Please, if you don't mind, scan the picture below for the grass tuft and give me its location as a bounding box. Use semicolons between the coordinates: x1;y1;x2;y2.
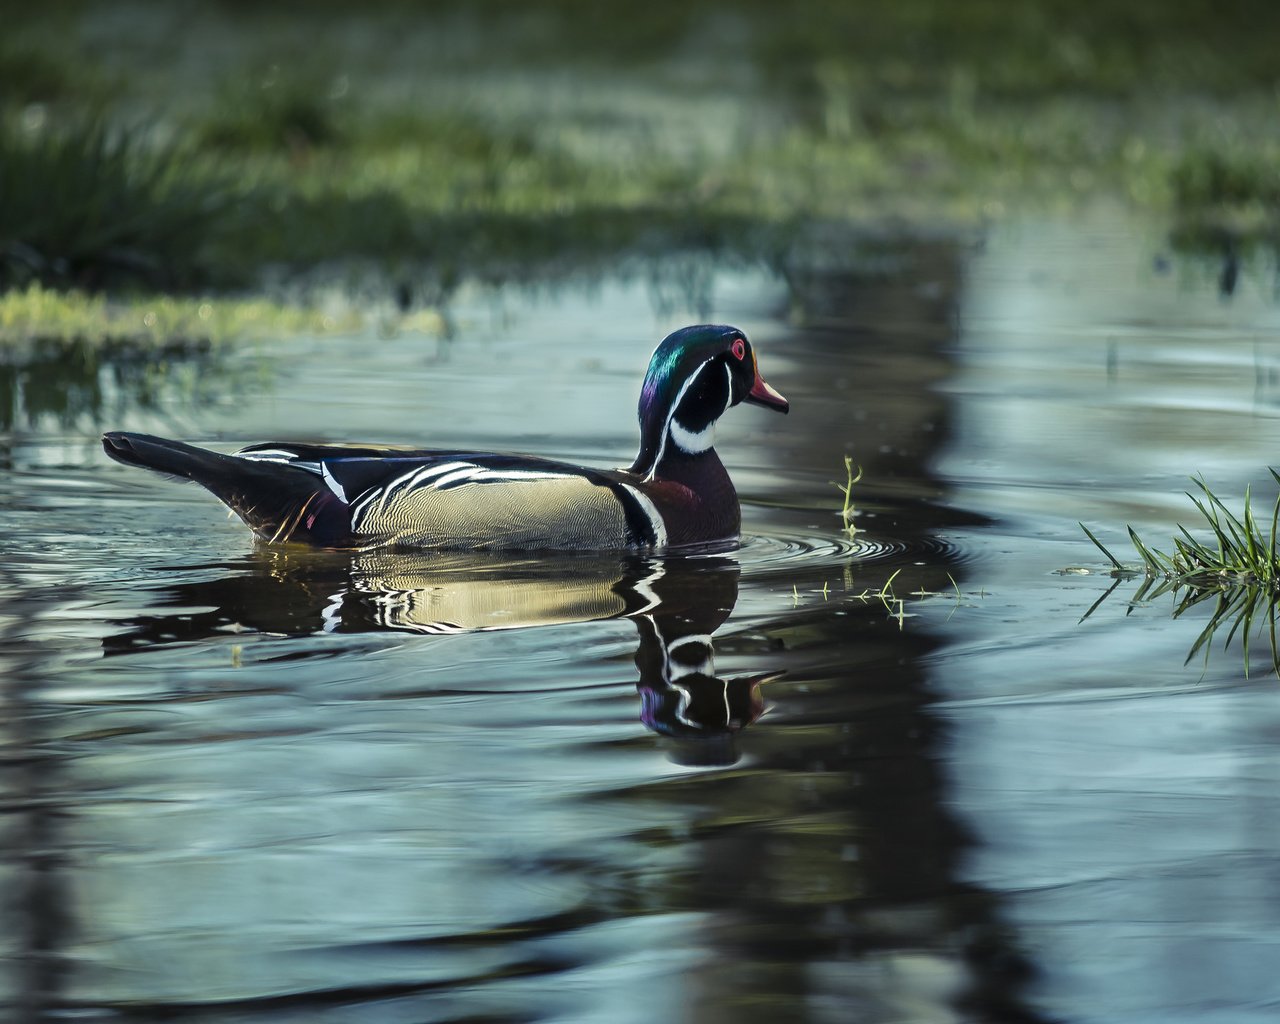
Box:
1083;473;1280;677
0;118;233;289
1089;571;1280;680
1172;147;1280;210
195;68;346;153
1083;474;1280;589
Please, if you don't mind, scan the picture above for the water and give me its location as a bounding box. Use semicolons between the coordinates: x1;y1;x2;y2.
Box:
2;212;1279;1022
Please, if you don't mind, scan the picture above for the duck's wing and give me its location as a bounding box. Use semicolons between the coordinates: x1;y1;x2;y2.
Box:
235;444;668;550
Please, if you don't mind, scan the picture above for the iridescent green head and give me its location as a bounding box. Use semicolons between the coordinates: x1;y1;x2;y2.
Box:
630;324;788;479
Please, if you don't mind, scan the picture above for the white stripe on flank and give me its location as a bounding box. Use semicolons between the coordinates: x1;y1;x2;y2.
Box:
352;460;476;525
358;460;478;519
431;466;488;489
348;487;382;527
474;467;576;481
437;466;577;487
389;460;475;493
620;484;668;549
321;463;347;502
350;459;582;531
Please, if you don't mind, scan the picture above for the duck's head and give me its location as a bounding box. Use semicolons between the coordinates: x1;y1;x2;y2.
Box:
630;324;788;479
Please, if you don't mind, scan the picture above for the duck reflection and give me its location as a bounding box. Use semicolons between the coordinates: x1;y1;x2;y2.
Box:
105;548;774;761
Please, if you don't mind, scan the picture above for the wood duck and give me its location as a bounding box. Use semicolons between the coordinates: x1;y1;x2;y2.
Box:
101;323;789;551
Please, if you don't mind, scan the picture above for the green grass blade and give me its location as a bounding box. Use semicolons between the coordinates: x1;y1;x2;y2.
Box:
1079;522;1126;570
1127;526;1169;574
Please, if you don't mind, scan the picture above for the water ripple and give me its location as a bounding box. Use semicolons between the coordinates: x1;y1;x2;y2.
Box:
738;529;967;578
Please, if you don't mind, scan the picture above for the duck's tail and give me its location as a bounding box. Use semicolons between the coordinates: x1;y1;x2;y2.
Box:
102;431;350;545
103;431;243;482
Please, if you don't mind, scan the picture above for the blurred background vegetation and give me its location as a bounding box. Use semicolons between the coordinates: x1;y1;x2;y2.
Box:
1;0;1277;305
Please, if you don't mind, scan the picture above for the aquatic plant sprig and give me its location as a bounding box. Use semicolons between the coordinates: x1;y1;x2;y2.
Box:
1081;471;1280;588
1081;472;1280;677
833;455;862;538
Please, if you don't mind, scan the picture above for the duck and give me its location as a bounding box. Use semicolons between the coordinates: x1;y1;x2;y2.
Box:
101;323;789;551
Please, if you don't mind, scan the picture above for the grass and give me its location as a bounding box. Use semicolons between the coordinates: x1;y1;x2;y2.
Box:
1168;581;1279;678
0;283;366;351
1084;561;1280;678
812;459;982;626
836;567;980;629
1082;473;1280;677
1;104;794;302
1082;473;1280;589
1;1;1279;300
0;118;232;290
0;40;101;105
195;67;347;153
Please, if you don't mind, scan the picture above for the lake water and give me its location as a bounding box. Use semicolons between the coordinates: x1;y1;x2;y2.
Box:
3;211;1279;1022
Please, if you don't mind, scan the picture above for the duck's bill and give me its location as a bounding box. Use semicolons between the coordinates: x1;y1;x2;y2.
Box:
745;375;789;413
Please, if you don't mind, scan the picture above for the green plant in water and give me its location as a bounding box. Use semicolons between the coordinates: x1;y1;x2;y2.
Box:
834;455;862;538
1081;472;1280;676
1081;472;1280;588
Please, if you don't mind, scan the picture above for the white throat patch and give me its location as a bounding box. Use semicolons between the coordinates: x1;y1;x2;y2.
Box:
669;417;715;454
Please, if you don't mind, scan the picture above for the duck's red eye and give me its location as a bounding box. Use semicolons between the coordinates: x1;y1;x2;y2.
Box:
731;338;746;360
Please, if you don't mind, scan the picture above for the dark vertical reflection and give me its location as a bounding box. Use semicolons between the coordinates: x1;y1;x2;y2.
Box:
652;238;1048;1022
0;572;71;1022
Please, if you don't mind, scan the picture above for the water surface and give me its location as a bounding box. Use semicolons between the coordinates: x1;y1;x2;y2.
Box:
2;212;1279;1022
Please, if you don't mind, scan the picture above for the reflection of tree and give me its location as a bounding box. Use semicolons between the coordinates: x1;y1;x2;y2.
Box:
0;566;72;1019
103;548;772;761
674;246;1052;1024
